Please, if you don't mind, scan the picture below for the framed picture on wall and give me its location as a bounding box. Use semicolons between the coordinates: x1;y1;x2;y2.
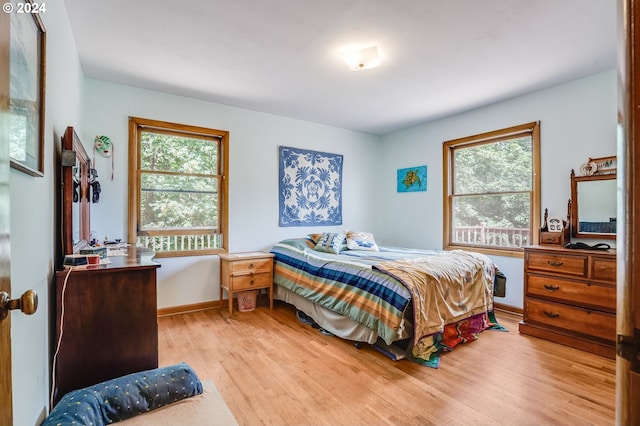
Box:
397;165;427;192
9;0;47;176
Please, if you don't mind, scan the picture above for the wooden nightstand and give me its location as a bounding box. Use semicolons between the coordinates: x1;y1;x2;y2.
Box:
219;251;275;316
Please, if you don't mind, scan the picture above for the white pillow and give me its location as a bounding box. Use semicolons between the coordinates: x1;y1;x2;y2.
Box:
346;231;379;251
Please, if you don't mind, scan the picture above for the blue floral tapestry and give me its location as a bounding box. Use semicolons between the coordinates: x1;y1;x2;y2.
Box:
279;146;343;227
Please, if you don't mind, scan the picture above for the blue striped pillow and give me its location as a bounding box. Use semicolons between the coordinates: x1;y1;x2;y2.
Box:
313;232;345;254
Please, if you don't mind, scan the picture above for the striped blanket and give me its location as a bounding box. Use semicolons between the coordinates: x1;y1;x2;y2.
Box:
271;238;412;344
270;238;497;357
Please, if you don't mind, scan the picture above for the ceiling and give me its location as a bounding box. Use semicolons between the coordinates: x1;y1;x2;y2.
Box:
63;0;617;136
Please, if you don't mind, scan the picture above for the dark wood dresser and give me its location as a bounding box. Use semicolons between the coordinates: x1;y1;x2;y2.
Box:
519;245;616;358
53;247;160;405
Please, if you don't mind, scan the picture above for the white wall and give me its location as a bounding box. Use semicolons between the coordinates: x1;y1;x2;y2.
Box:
83;71;616;312
377;70;617;308
82;79;381;308
10;1;85;424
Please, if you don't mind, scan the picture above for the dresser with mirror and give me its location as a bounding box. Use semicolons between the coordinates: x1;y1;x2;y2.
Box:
53;127;160;404
519;160;617;358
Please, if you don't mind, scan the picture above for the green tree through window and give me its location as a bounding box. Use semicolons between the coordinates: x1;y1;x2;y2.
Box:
129;117;229;257
443;122;540;254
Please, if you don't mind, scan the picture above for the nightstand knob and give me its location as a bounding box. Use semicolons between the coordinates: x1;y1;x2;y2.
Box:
249;263;254;269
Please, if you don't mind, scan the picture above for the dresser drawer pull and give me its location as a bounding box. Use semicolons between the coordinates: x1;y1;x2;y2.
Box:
547;260;564;267
543;284;560;292
249;263;255;269
543;310;560;318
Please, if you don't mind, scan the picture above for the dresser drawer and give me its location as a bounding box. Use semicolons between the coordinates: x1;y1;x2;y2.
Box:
539;232;564;245
526;274;616;312
526;252;587;277
591;256;616;283
230;272;272;291
525;298;616;342
228;258;272;274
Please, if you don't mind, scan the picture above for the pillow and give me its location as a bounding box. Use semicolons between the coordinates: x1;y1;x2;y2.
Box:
346;231;379;251
43;363;203;425
313;232;345;254
307;233;324;244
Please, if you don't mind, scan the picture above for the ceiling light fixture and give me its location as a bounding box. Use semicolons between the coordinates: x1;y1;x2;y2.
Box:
340;45;381;71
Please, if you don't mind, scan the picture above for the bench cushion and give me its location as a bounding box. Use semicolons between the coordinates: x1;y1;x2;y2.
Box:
43;363;203;425
120;380;238;425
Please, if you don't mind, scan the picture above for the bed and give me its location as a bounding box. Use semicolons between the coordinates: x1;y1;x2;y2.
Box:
270;232;506;367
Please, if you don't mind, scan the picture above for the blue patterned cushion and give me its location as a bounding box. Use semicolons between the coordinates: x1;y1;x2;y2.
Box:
313;232;345;254
346;231;379;251
43;363;203;425
43;389;104;426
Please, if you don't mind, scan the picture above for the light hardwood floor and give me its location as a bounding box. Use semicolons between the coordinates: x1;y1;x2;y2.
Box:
158;302;615;425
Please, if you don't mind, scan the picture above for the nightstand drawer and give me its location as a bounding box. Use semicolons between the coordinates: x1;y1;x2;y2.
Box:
526;252;587;277
525;298;615;342
230;272;272;291
228;258;272;274
526;274;616;312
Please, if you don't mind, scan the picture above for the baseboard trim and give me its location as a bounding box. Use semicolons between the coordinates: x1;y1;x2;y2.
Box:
494;302;523;316
158;299;521;318
157;293;271;317
157;301;220;317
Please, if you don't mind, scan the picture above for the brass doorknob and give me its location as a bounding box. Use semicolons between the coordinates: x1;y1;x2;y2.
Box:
0;290;38;320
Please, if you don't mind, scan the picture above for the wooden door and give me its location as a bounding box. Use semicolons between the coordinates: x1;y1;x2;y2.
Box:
0;9;13;425
617;1;640;424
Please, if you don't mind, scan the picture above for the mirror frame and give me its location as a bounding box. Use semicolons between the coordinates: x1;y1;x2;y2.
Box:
570;169;616;240
62;126;91;254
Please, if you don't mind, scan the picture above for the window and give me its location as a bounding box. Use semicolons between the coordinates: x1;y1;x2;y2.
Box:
128;117;228;257
443;122;540;256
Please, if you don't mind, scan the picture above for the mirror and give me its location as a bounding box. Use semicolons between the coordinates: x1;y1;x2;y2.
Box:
62;127;91;254
570;168;616;240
